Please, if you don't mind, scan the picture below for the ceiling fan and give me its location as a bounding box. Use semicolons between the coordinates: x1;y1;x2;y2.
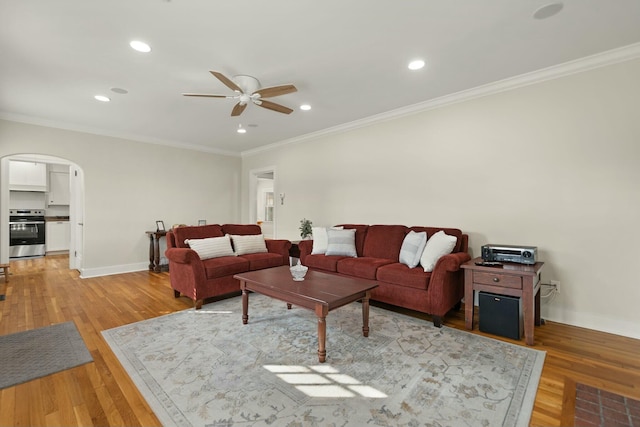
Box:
183;71;297;116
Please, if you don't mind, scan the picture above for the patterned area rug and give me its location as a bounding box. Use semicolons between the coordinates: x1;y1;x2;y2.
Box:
103;294;545;427
0;321;93;389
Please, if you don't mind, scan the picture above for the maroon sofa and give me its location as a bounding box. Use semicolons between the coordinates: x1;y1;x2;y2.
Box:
165;224;291;309
298;224;470;327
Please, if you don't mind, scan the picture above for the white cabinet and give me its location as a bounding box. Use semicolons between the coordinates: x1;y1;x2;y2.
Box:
46;221;70;252
48;171;70;205
9;160;47;191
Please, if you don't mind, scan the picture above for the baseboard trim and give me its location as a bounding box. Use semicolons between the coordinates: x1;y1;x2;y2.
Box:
79;262;148;279
543;305;640;341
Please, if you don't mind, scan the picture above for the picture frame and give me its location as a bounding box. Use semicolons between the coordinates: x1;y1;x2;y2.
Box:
156;220;165;232
198;219;207;226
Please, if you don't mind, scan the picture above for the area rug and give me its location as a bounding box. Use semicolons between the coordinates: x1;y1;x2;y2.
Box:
102;294;545;427
0;321;93;389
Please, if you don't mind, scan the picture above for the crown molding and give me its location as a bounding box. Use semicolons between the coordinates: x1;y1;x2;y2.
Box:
242;42;640;157
0;112;241;158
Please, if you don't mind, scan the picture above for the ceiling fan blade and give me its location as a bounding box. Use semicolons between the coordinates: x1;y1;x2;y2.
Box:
253;84;297;98
257;99;293;115
210;71;243;93
231;102;247;116
182;93;231;98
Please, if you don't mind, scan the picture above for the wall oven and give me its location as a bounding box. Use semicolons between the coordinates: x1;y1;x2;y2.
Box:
9;209;46;258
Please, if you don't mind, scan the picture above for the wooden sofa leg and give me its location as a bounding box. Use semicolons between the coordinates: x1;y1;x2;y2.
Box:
173;290;180;298
195;299;203;310
432;316;443;328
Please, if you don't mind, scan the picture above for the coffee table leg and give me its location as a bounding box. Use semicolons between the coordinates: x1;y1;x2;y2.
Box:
242;286;249;325
362;292;371;337
315;305;328;363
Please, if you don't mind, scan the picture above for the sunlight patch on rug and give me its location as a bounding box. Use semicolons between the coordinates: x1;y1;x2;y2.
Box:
103;294;545;427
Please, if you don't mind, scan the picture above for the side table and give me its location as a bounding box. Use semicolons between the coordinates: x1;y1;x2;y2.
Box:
145;230;168;273
461;257;544;345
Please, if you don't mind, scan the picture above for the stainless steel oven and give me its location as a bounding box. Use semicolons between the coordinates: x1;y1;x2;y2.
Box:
9;209;46;258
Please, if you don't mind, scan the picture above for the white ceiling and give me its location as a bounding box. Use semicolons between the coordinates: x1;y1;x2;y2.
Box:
1;1;640;156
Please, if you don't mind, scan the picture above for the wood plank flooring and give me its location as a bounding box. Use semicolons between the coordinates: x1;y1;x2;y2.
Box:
1;255;639;426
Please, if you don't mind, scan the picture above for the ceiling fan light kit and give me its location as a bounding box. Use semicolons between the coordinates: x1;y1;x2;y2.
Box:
183;71;297;117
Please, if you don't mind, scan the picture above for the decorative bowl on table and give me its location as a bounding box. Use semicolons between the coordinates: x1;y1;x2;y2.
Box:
290;262;309;281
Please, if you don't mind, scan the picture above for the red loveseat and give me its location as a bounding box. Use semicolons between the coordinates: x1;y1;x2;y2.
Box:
298;224;470;327
165;224;291;309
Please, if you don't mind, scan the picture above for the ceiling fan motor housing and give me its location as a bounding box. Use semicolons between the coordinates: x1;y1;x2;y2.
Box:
233;75;261;95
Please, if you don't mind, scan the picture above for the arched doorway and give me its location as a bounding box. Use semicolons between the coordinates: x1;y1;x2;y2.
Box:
0;154;85;272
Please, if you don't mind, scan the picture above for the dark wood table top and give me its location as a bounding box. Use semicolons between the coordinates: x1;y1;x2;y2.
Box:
234;265;378;309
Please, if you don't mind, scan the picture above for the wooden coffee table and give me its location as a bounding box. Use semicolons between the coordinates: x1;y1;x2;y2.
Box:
234;265;378;363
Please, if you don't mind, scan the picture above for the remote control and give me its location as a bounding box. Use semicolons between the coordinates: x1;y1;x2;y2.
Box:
475;261;503;267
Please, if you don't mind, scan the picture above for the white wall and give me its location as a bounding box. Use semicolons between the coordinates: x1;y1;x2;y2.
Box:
0;120;241;276
241;58;640;339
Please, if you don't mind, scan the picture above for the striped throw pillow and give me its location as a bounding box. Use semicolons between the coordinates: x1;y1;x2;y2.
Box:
399;230;427;268
185;235;235;260
230;234;268;256
325;228;358;257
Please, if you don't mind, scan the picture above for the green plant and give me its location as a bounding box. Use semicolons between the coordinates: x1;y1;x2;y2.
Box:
299;218;313;239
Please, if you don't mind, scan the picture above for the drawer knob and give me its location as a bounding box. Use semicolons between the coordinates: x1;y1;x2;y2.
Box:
493;277;500;282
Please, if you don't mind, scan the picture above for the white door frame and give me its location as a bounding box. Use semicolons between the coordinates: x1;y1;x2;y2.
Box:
0;154;84;272
249;166;277;238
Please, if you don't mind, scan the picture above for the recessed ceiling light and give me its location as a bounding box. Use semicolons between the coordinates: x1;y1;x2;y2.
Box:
237;124;247;134
129;40;151;53
300;104;311;111
408;59;425;71
533;2;564;20
94;95;110;102
110;87;129;94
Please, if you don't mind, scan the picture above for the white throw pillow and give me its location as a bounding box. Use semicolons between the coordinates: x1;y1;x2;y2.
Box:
420;231;457;272
399;231;427;268
185;235;235;260
230;234;268;256
311;226;343;255
325;228;358;257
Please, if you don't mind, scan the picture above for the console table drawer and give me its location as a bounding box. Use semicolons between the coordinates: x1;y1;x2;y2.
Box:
473;271;522;289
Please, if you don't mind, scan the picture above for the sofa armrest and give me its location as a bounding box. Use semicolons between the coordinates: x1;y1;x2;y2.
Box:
427;252;471;317
436;251;471;273
298;239;313;264
165;247;201;264
265;239;292;265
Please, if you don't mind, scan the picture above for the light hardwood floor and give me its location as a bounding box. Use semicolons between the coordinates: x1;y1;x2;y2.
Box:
1;255;638;426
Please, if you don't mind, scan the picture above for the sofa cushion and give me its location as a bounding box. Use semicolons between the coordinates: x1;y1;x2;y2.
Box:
222;224;262;236
311;226;343;255
185;235;235;260
230;234;268;255
325;228;358;257
202;256;249;279
399;230;427;268
362;225;408;261
410;227;464;253
376;263;431;290
335;224;369;256
304;254;346;272
420;230;457;272
173;225;224;248
240;252;285;271
337;257;395;280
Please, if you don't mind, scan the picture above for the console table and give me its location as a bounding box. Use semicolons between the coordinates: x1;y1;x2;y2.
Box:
145;230;168;272
461;257;544;345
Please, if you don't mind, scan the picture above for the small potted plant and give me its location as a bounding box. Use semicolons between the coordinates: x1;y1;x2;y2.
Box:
299;218;313;239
